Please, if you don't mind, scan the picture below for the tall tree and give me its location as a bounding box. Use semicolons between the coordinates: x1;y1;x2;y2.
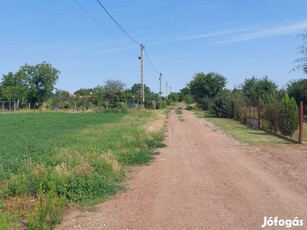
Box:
242;76;277;106
188;72;226;103
18;62;60;105
0;62;60;108
293;30;307;74
287;78;307;106
130;83;157;108
74;88;93;96
103;80;127;108
0;72;30;108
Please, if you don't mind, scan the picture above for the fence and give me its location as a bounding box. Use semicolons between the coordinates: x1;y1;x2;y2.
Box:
0;100;139;113
240;101;304;143
0;101;14;111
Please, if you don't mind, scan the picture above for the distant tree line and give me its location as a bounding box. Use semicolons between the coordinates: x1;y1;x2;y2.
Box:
0;62;172;110
179;72;305;137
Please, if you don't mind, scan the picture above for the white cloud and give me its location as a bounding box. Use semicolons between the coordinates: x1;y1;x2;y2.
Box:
176;28;249;41
214;20;307;44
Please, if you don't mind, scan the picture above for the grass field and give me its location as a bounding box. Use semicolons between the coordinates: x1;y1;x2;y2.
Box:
0;110;166;229
193;110;290;145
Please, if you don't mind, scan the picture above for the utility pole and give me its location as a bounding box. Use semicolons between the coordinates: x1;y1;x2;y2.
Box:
166;81;168;98
159;73;162;98
170;85;172;95
139;44;145;108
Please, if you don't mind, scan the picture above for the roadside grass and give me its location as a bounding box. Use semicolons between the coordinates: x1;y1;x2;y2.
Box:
292;122;307;142
175;108;183;115
0;110;167;229
175;108;185;122
193;110;290;145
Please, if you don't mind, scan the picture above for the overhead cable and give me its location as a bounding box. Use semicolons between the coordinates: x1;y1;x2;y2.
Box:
96;0;140;46
72;0;121;46
144;48;159;74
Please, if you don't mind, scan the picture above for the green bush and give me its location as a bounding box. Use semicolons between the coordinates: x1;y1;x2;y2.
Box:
278;93;299;137
211;91;234;118
261;97;276;131
27;184;66;230
185;105;193;110
199;97;211;110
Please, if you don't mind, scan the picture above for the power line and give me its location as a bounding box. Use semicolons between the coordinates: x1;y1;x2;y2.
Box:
72;0;117;42
96;0;140;46
92;0;164;95
144;47;159;74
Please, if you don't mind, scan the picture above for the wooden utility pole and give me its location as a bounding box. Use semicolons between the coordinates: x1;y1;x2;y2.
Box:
140;44;145;108
159;73;162;98
166;81;168;98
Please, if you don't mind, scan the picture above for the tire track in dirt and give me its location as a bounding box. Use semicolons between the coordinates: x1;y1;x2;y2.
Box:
57;109;306;230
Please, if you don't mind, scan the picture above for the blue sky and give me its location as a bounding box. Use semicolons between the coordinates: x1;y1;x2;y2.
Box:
1;0;307;94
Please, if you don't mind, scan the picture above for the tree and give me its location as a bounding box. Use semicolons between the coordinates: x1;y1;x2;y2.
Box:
91;86;105;107
74;88;93;96
293;30;307;74
287;79;307;106
188;72;226;101
188;72;226;109
179;87;193;103
211;90;235;118
104;79;126;92
168;92;180;102
53;89;70;98
0;62;60;108
242;76;278;106
129;83;158;108
0;72;31;108
18;62;60;106
278;93;299;137
103;80;127;108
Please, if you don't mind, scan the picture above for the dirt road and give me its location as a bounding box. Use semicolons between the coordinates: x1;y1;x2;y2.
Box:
57;109;306;230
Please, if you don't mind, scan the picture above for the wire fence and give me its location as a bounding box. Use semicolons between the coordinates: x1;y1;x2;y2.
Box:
236;100;305;143
0;99;159;113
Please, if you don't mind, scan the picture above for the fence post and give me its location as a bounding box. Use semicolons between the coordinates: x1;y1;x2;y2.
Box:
299;101;304;143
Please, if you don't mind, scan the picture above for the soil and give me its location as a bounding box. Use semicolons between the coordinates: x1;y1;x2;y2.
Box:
56;109;306;230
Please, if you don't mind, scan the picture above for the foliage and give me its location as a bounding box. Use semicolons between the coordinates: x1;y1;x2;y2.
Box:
0;62;59;108
0;72;31;108
0;210;18;230
168;92;180;102
261;95;277;131
74;88;93;96
95;80;127;109
278;93;299;136
293;30;307;74
19;62;60;106
287;78;307;107
188;72;226;104
175;108;183;114
27;184;66;230
211;90;235;118
129;83;159;109
242;76;277;106
179;87;193;103
185;104;193;110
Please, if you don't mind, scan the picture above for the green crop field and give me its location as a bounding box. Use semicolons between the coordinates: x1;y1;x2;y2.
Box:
0;110;166;229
